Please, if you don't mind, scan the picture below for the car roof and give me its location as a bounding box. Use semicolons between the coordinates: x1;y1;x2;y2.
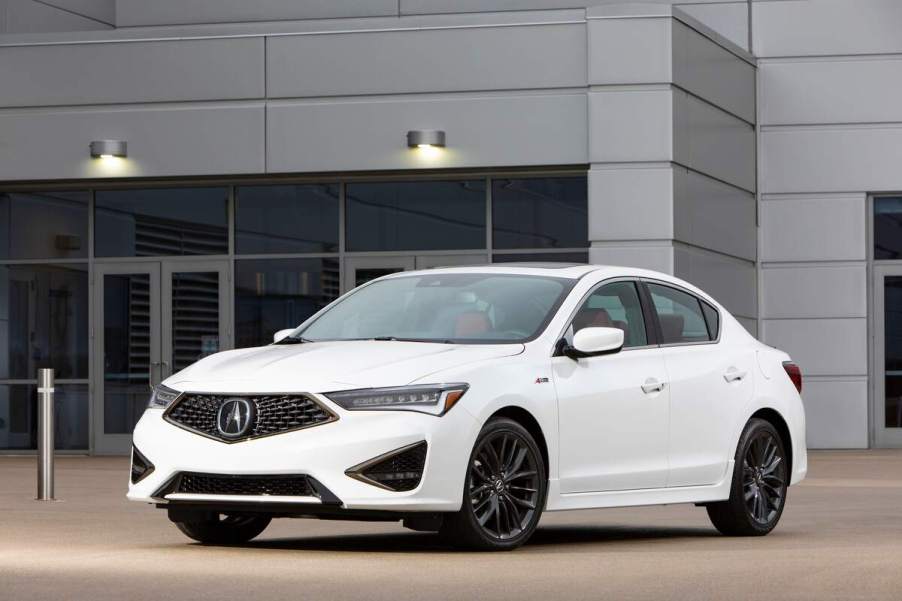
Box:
380;263;667;282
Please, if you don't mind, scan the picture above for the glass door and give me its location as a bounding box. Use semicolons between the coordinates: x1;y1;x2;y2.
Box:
93;260;230;454
93;264;161;455
874;265;902;447
343;255;489;292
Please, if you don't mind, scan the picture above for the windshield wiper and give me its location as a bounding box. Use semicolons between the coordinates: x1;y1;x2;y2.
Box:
273;336;313;345
370;336;455;344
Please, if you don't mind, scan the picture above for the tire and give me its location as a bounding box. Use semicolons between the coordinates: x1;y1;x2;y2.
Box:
174;513;271;545
440;417;547;551
706;418;789;536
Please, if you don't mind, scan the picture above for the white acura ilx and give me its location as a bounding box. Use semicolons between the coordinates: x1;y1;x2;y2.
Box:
128;264;806;550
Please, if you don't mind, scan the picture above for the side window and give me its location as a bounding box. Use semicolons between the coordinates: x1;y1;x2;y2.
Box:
571;281;647;348
701;301;720;340
647;283;711;344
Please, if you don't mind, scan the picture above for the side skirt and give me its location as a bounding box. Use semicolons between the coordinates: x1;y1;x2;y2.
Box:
545;460;734;512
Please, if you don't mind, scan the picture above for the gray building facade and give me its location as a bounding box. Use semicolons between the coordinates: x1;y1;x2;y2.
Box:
0;0;896;453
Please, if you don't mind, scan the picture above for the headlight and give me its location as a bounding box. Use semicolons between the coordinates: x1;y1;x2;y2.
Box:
325;383;468;416
147;385;181;409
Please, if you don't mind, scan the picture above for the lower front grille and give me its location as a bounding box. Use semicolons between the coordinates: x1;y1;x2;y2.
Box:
347;441;428;492
173;473;316;497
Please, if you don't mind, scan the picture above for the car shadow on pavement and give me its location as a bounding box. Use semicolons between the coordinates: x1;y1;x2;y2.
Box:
240;524;716;553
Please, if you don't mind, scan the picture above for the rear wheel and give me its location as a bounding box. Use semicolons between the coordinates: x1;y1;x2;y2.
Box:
174;513;271;545
707;418;789;536
440;417;547;551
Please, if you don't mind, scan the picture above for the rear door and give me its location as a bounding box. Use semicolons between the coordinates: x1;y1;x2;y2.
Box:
644;282;755;487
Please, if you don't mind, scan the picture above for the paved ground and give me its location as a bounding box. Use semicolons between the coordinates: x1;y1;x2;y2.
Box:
1;451;900;601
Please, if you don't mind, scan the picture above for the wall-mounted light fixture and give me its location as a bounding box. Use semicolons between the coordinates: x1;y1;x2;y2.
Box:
407;130;446;149
90;139;127;159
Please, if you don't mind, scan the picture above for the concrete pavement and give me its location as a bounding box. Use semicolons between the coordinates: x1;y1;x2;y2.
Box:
1;451;901;600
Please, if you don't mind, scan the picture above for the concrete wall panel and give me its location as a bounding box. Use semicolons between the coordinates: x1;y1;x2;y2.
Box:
116;0;397;27
588;17;671;85
589;89;673;163
673;168;756;261
754;0;902;58
674;244;756;319
761;57;902;126
267;93;587;173
678;1;748;51
672;20;755;123
588;167;674;241
762;126;902;194
760;195;865;262
803;379;870;449
762;318;867;377
5;0;112;33
674;90;756;191
267;23;586;98
0;38;264;107
590;242;675;275
762;264;867;319
0;103;265;180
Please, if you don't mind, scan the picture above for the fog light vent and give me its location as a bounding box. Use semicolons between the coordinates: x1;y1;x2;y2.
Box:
346;441;427;492
131;446;155;484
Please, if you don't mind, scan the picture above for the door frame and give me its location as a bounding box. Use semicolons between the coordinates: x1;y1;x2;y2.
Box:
872;264;902;447
343;255;416;292
91;259;231;454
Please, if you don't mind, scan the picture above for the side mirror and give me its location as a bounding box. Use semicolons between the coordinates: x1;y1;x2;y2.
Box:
563;327;624;359
273;328;295;343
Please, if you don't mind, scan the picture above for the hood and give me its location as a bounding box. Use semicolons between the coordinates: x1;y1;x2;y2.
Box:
165;340;523;393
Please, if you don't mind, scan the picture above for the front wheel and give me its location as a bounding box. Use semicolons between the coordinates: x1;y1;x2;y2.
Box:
440;417;547;551
174;513;271;545
706;418;789;536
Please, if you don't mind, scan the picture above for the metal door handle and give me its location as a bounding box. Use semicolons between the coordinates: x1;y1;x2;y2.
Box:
148;361;162;389
724;368;747;383
641;378;666;394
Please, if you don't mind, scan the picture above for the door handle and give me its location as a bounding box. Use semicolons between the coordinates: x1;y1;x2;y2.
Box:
724;368;748;383
148;361;162;389
641;378;666;394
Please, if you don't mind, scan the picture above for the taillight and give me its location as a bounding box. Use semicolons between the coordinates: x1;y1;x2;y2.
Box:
782;361;802;394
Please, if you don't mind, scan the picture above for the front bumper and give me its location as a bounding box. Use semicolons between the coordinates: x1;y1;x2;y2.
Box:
127;397;481;513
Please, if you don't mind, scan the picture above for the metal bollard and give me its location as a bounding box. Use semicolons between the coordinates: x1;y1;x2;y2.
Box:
37;368;55;501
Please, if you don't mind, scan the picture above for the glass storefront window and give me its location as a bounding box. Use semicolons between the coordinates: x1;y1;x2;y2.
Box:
493;177;588;249
95;187;228;257
236;184;339;254
0;264;89;379
346;180;486;251
0;384;88;450
875;197;902;260
493;252;589;264
0;191;89;260
235;258;340;348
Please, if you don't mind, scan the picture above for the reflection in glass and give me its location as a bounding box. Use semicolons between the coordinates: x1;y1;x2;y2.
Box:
493;178;588;249
235;258;340;348
0;191;89;260
171;272;220;373
103;273;151;434
875;197;902;260
492;252;588;264
236;184;339;254
0;384;88;450
95;188;228;257
884;277;902;428
0;264;89;379
346;181;485;251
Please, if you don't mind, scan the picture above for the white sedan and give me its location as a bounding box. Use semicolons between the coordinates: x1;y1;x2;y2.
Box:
128;264;807;551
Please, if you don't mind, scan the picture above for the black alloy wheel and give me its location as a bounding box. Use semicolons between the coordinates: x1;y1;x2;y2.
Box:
707;418;789;536
440;417;547;550
174;513;271;545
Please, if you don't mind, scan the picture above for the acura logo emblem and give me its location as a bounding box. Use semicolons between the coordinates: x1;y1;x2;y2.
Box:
217;398;254;439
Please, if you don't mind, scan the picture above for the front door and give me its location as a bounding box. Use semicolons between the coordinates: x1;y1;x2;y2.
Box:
553;280;670;492
874;265;902;447
93;260;230;454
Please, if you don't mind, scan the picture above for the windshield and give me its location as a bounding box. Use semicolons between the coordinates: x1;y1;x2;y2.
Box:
295;273;573;344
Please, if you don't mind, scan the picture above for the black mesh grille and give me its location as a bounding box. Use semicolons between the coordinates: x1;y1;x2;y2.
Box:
174;473;316;497
358;442;428;492
165;393;335;442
